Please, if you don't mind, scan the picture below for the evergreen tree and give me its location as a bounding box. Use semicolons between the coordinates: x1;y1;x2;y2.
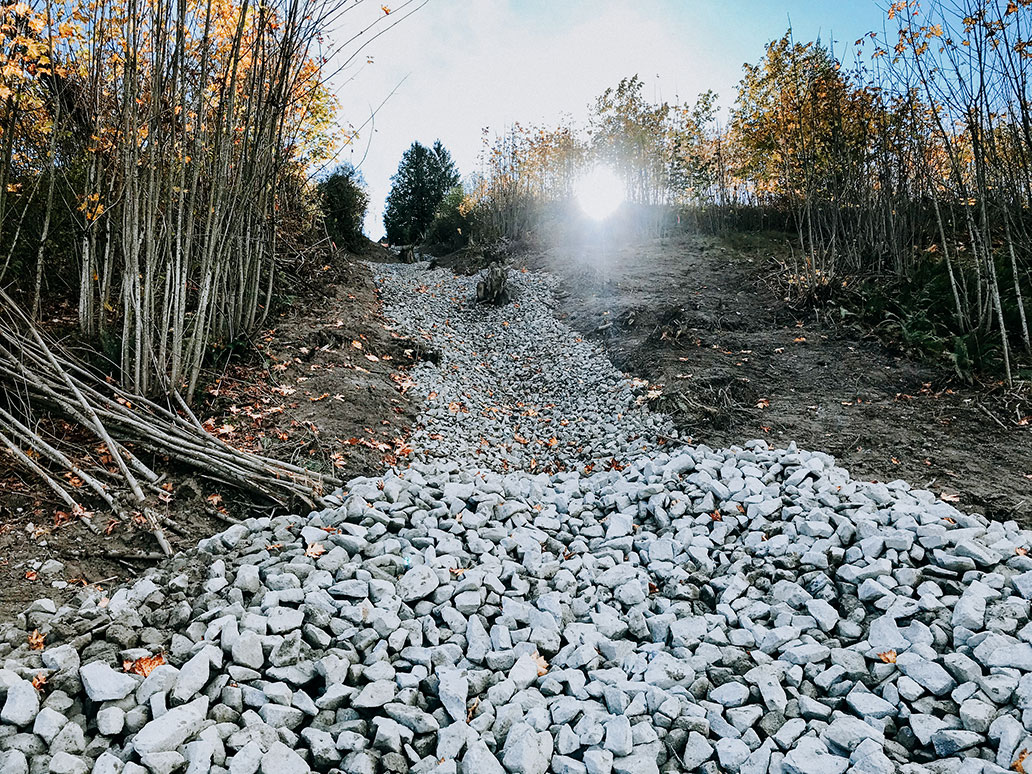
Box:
319;163;369;252
384;140;461;244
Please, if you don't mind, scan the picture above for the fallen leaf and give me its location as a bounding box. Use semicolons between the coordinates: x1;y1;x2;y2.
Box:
31;673;47;690
878;650;897;663
305;543;327;558
123;653;166;677
24;570;37;581
28;630;45;650
532;651;549;676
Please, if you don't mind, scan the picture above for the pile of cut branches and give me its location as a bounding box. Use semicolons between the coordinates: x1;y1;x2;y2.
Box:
0;290;341;555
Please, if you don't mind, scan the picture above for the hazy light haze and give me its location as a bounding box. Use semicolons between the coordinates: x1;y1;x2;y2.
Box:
331;0;889;240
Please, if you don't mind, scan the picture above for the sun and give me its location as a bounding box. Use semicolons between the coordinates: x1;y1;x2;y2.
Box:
574;166;625;221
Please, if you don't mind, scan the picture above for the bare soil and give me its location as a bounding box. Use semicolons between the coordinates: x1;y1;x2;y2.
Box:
0;249;419;619
512;232;1031;523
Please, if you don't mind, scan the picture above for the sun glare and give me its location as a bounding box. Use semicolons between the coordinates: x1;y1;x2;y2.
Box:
574;167;624;221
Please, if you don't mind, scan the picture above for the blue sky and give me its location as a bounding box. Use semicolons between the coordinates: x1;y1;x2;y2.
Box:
330;1;891;239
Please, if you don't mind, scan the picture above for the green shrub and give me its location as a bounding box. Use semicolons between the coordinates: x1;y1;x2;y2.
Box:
318;163;369;252
425;186;471;253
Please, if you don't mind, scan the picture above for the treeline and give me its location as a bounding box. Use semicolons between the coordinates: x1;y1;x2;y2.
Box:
1;0;351;396
463;0;1032;382
0;0;411;520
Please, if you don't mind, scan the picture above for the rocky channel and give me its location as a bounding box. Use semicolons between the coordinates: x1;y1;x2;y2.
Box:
0;263;1028;774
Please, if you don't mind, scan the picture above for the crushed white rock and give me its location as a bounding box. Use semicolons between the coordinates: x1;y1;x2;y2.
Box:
0;262;1022;774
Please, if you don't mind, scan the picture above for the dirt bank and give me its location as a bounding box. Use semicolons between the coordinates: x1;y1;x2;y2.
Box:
515;232;1030;523
0;253;418;619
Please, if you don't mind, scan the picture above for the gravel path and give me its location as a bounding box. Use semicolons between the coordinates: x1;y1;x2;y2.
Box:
373;265;677;471
0;262;1029;774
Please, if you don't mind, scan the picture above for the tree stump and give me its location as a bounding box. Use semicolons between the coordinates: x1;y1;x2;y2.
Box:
399;245;416;264
476;262;509;304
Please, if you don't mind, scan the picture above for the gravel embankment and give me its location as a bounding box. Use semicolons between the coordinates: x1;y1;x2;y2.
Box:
0;263;1026;774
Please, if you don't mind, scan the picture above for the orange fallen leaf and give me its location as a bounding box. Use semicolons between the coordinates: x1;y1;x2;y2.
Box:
305;543;327;558
532;651;549;676
266;543;283;551
31;673;47;690
24;570;37;581
28;630;45;650
878;650;897;663
123;653;166;677
1014;748;1029;773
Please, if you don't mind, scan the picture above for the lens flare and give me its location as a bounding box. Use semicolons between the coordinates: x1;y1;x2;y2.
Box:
574;167;624;221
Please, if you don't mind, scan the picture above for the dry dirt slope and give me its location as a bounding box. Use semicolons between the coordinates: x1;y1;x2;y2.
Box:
0;255;419;619
517;233;1031;523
